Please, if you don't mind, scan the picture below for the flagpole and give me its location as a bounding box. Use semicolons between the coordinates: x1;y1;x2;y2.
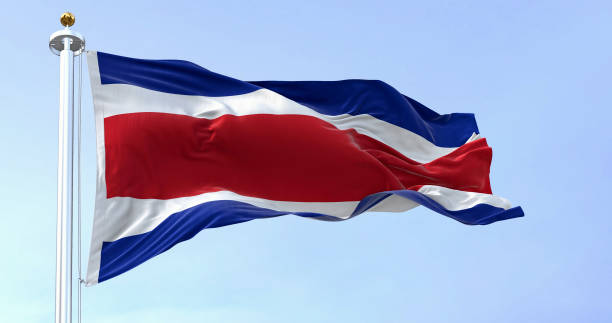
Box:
49;12;85;323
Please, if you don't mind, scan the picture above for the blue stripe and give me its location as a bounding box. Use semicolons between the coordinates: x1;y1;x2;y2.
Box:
96;52;478;147
98;201;325;283
98;194;523;283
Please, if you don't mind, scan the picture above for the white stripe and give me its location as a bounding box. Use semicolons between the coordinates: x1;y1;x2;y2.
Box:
91;186;512;251
99;192;360;242
86;51;105;285
417;185;512;211
93;82;479;164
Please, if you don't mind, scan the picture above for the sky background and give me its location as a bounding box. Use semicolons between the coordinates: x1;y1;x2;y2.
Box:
1;1;611;322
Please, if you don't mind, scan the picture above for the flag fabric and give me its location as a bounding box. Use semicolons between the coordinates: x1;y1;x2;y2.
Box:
85;51;523;285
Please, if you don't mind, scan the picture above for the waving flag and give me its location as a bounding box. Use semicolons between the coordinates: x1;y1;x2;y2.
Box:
85;51;523;285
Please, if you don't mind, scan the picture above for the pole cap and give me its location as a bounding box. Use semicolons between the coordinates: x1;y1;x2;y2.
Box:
60;12;75;27
49;12;85;56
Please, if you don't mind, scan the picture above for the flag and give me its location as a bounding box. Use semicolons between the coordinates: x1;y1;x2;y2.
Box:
85;51;523;285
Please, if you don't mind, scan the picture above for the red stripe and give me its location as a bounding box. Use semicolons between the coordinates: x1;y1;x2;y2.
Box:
350;131;492;194
104;113;491;201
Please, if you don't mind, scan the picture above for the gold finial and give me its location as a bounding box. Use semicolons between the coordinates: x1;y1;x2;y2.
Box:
60;12;75;27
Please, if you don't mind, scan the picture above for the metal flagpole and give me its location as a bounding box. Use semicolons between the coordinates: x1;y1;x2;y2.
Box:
49;12;85;323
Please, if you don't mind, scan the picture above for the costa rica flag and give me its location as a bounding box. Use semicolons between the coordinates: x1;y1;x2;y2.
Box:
85;51;523;285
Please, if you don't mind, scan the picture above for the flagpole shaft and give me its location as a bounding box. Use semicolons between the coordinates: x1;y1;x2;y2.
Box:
56;35;74;323
50;13;85;323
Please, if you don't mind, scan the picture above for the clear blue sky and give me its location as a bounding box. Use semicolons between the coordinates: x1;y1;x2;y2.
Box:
1;1;611;322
